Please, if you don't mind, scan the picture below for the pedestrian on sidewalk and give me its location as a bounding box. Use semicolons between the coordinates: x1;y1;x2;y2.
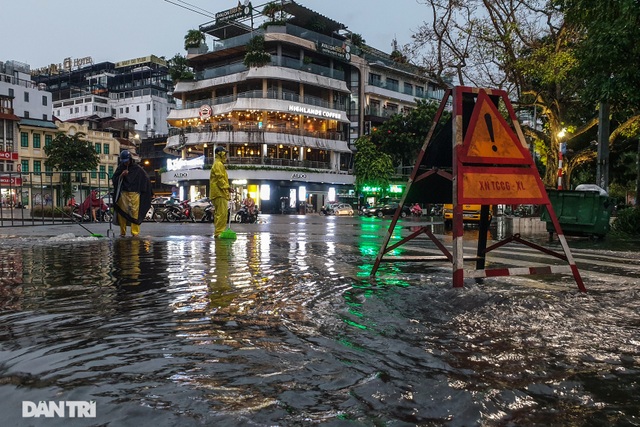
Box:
209;146;230;238
112;150;153;237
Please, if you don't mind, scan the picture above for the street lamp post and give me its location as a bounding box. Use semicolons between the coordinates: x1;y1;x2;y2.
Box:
557;128;566;190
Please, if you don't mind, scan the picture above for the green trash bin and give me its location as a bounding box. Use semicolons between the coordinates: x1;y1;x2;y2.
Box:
541;186;614;239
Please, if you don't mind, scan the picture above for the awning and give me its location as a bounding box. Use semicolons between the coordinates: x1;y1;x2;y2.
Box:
0;112;20;121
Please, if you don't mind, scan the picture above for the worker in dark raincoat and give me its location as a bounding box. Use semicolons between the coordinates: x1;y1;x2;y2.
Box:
112;150;152;237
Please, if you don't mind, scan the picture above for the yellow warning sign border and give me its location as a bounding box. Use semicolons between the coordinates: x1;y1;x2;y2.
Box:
457;89;532;165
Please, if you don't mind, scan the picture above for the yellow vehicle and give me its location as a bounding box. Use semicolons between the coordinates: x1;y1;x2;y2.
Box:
443;204;492;227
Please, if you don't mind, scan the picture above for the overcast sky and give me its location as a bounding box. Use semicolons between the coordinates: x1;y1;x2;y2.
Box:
4;0;430;69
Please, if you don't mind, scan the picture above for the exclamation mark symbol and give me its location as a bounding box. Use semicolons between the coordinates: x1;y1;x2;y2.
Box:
484;113;498;152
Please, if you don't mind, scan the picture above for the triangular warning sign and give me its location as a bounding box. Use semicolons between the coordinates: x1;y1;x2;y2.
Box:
458;90;531;165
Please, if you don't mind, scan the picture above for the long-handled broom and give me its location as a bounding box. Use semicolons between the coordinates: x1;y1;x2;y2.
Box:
219;201;237;239
56;206;104;238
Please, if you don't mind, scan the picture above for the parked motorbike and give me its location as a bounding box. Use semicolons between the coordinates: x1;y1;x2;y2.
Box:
199;202;214;223
410;204;423;217
164;199;195;222
145;205;165;222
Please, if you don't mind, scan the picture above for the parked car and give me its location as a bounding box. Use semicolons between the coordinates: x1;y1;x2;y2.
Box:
332;203;354;216
152;196;173;206
364;202;411;218
320;202;340;215
190;197;212;209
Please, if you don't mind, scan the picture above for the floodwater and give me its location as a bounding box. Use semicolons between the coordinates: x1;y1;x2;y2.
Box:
0;216;639;426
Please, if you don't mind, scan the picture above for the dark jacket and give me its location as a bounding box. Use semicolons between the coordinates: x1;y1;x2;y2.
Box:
112;161;153;225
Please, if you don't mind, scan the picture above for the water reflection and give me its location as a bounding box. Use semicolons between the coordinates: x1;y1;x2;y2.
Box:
0;224;638;426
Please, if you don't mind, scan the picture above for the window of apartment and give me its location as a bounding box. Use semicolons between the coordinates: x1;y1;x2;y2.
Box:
75;107;79;113
136;106;140;112
95;143;101;154
42;95;47;106
21;160;29;173
69;108;73;114
91;169;97;179
119;108;123;114
42;114;47;120
24;92;29;102
45;164;53;176
45;134;52;147
99;165;106;179
103;143;110;154
369;73;382;86
8;88;13;97
386;78;399;91
33;160;41;175
85;105;88;112
415;86;424;97
33;133;41;149
24;111;29;118
369;99;381;116
20;132;28;148
125;107;129;113
108;166;114;177
404;82;413;95
147;104;151;111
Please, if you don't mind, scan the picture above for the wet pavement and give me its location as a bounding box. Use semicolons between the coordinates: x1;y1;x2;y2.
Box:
0;215;639;426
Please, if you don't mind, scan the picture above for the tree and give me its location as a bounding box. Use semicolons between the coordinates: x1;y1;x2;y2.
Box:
370;99;445;170
243;35;271;68
561;0;640;195
410;0;640;190
261;2;283;21
184;29;205;49
44;132;100;201
354;136;395;198
168;53;194;81
350;33;366;48
409;0;592;188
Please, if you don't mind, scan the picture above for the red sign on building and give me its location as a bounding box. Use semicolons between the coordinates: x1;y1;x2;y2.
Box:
0;176;22;186
0;151;18;161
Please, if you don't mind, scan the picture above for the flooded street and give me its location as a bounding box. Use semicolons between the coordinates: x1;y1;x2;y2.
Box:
0;215;639;426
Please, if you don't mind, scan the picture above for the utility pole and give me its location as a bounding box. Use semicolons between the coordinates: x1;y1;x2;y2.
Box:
596;102;610;191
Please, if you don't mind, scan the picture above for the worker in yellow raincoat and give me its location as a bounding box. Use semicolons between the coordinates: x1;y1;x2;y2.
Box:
209;146;230;237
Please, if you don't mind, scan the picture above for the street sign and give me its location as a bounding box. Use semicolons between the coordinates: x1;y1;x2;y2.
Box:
459;166;547;204
199;104;212;120
458;90;531;165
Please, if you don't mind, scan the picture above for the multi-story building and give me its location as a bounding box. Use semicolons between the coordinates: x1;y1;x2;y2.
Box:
0;60;55;207
0;94;20;206
162;1;445;213
32;55;176;137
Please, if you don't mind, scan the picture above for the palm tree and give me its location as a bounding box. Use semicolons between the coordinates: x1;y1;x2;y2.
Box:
184;29;205;50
